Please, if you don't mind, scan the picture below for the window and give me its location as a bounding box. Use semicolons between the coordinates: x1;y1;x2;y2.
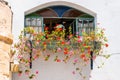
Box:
25;6;95;37
25;16;43;32
76;18;94;35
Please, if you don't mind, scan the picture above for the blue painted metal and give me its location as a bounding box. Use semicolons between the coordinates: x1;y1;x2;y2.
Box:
26;40;33;69
76;18;78;35
41;17;44;32
50;6;71;17
90;51;93;70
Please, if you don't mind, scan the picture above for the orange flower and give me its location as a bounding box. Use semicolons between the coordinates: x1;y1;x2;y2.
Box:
87;46;91;50
69;34;73;39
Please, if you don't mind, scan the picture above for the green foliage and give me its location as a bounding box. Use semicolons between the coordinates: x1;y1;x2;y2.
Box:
12;26;109;79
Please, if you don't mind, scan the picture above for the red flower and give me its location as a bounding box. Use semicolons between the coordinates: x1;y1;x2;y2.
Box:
64;51;68;54
64;48;68;51
88;46;91;50
83;44;86;46
61;41;65;45
64;48;68;54
77;39;81;43
59;28;63;31
56;59;61;62
88;50;91;54
37;40;40;43
43;42;46;45
78;36;81;38
57;37;61;40
45;27;49;31
105;43;109;47
80;53;85;59
83;58;89;62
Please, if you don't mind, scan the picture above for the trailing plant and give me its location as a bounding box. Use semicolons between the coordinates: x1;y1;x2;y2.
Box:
11;26;110;79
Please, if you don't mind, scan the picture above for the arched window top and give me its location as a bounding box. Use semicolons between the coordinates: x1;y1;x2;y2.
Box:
25;1;96;17
26;5;93;18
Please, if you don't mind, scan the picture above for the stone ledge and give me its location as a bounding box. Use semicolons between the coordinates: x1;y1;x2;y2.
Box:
0;33;13;44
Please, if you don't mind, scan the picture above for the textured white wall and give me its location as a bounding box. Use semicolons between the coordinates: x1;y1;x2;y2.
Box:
6;0;120;80
12;53;91;80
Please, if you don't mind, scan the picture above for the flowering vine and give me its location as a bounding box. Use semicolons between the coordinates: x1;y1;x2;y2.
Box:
11;26;110;79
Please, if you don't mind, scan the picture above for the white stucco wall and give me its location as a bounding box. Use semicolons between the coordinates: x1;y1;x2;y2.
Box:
6;0;120;80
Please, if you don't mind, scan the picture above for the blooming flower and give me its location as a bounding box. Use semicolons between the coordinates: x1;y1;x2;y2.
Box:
57;37;61;40
13;26;108;78
74;58;78;63
18;73;22;77
78;36;81;38
56;59;61;62
43;42;46;45
92;56;96;60
64;48;68;54
18;55;22;59
76;32;79;35
25;71;29;75
18;71;22;77
83;44;86;46
57;47;62;52
105;43;109;47
64;48;68;51
80;53;86;59
45;27;49;31
72;71;75;75
59;28;63;31
68;34;73;39
37;40;40;43
69;50;74;57
35;70;39;74
61;41;65;45
66;41;70;45
77;39;81;43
